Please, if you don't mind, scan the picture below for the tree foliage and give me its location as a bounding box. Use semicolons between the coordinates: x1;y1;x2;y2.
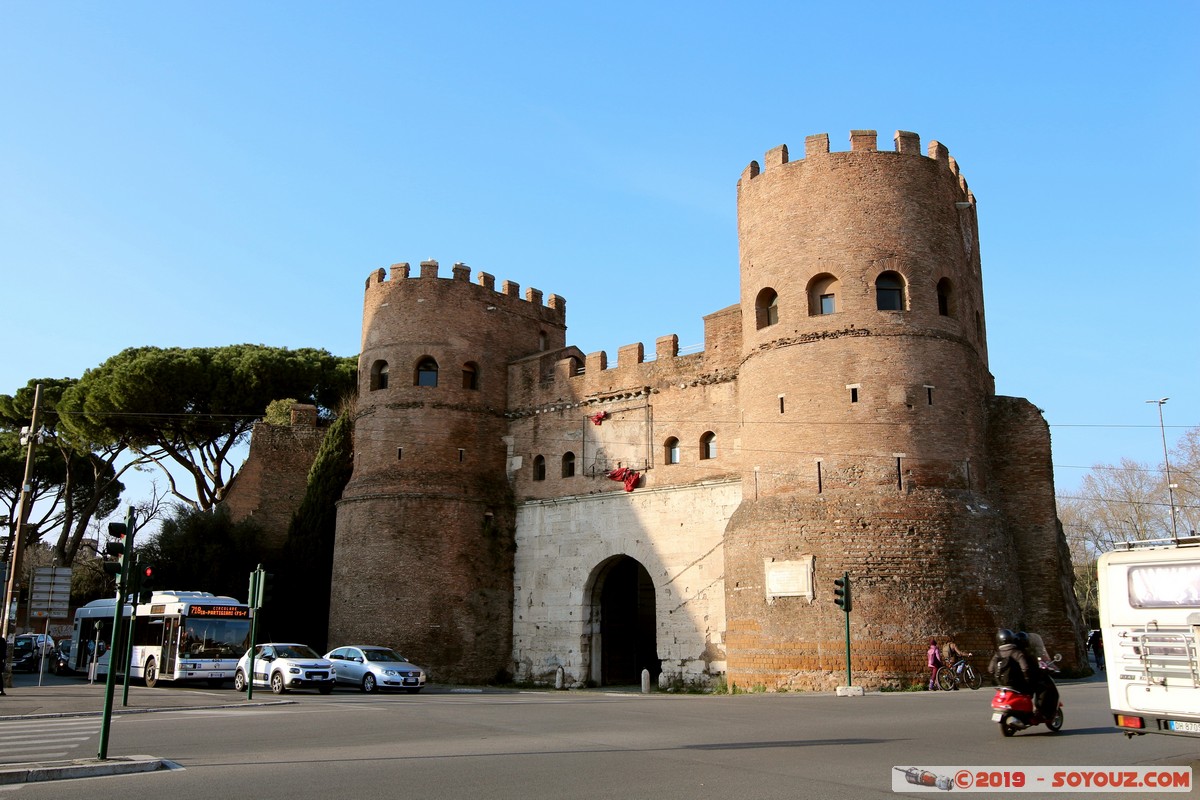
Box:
59;345;356;512
136;505;265;602
1060;426;1199;626
0;379;124;566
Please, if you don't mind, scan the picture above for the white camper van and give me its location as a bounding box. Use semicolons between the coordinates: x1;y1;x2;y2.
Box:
1097;538;1200;738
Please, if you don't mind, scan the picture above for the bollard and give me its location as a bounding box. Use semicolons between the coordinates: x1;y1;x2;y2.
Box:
555;666;564;690
641;668;650;694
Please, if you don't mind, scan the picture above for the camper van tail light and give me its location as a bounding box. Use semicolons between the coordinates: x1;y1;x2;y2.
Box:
1115;715;1145;730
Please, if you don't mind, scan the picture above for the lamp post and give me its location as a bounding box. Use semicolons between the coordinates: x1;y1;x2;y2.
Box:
1146;398;1179;544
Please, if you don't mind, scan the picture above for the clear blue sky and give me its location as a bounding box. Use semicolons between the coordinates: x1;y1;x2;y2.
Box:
1;1;1196;508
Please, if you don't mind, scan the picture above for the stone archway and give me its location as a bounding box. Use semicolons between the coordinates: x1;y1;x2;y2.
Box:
586;555;659;686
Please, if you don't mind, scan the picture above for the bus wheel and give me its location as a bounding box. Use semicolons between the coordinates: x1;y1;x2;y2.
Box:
144;659;158;688
270;672;286;694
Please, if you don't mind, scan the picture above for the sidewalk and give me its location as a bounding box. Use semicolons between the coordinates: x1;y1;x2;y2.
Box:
0;669;290;785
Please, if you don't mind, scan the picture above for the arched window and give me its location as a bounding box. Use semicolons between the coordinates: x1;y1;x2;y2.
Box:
462;362;479;390
755;288;779;329
415;357;439;387
533;455;546;481
807;273;839;316
937;278;954;317
370;360;389;391
699;431;716;460
664;437;680;465
561;452;576;478
875;271;906;311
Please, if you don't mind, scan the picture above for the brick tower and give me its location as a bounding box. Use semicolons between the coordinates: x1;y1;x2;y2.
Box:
328;260;566;683
722;131;1076;688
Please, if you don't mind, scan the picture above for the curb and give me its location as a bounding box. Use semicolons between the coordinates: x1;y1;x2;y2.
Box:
0;755;171;785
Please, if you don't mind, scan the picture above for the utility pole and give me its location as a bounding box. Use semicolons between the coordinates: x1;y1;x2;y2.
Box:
1146;398;1179;544
2;384;43;673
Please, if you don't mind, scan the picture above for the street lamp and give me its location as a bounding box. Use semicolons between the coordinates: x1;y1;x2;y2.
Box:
1146;398;1179;544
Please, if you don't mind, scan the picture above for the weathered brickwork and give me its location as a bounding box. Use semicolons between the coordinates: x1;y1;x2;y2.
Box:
223;404;328;555
321;131;1085;688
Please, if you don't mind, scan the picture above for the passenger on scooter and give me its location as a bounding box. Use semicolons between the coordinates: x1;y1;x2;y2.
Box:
989;629;1035;695
1019;631;1060;717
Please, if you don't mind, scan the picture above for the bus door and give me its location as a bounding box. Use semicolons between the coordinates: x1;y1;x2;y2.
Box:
160;616;181;676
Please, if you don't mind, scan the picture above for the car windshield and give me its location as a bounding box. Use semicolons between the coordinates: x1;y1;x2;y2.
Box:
274;644;320;659
363;648;405;663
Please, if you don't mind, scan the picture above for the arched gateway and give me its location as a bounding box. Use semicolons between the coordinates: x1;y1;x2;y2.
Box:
585;556;659;686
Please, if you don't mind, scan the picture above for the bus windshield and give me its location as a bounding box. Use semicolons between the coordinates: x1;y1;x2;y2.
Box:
181;618;252;659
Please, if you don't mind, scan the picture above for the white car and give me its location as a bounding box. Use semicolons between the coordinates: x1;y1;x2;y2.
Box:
325;645;427;693
233;643;334;694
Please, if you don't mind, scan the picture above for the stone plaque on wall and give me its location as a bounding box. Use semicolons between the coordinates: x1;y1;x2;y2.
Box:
764;556;815;602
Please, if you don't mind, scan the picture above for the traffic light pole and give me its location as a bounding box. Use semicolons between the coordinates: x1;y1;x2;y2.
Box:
246;565;263;700
121;556;141;708
98;507;136;760
833;572;853;687
842;597;852;687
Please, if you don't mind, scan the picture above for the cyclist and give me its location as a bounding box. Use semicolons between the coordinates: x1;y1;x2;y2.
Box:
939;636;972;689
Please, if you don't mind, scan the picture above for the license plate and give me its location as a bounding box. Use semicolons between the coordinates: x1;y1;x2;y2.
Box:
404;678;417;684
991;712;1004;722
1168;720;1200;733
211;672;225;678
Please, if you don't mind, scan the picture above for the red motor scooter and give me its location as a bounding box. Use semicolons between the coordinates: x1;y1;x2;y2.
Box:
991;682;1064;737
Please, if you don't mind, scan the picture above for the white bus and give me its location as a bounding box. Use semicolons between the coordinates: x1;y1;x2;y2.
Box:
1097;538;1200;738
71;590;252;688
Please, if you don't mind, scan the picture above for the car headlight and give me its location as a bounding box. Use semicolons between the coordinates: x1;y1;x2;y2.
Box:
383;669;399;677
289;667;300;674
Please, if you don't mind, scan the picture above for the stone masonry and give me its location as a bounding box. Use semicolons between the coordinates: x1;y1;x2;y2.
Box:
318;130;1086;688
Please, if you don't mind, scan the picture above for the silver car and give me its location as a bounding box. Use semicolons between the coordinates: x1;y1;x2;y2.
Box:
325;645;426;693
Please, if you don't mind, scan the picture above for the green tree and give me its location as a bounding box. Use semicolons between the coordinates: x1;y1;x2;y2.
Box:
274;407;355;649
0;380;124;566
136;505;265;601
59;345;356;512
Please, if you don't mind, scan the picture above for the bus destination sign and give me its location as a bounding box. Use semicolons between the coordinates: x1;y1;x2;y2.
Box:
189;604;251;619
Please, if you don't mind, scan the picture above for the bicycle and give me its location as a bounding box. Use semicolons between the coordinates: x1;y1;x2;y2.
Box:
936;657;981;690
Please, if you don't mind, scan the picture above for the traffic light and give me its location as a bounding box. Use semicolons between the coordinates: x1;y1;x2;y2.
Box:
102;522;130;581
140;565;154;603
131;563;154;604
834;572;852;613
248;568;274;610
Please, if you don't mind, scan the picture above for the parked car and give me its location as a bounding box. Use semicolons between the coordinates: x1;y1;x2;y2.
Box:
324;645;427;693
11;634;56;672
233;643;334;694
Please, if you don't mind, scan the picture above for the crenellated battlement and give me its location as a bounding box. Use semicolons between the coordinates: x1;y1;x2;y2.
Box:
740;129;976;205
363;259;567;318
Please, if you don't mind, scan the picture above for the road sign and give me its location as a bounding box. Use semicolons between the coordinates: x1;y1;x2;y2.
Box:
30;566;73;619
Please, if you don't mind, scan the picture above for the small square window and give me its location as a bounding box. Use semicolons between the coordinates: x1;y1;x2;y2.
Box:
820;294;835;314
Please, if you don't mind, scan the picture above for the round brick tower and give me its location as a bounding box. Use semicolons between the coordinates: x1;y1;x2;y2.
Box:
723;131;1026;689
329;260;566;683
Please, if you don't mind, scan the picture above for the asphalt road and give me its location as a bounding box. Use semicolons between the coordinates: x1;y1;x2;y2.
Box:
2;670;1198;799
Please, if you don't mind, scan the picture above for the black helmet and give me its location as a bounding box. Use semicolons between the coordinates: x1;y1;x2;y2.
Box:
996;628;1017;646
1016;631;1030;649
